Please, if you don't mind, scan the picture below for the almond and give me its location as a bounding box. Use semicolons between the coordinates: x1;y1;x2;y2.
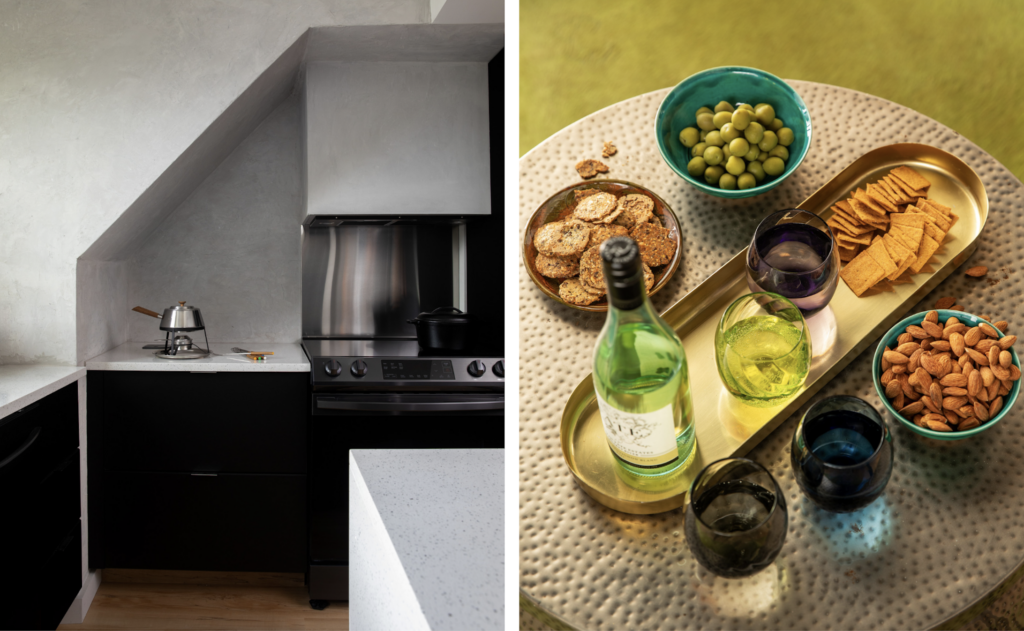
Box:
880;367;895;386
930;340;952;352
897;332;914;346
924;310;939;324
966;348;989;366
1010;364;1021;381
946;317;961;327
959;418;981;431
998;335;1017;350
957;404;975;418
896;342;921;355
1000;381;1011;396
958;354;971;368
920;353;940;377
965;265;988;277
981;366;995;387
976;338;998;353
883;350;909;365
892;365;907;374
991;396;1005;417
926;420;952;432
987;379;1000;400
915;367;933;391
930;382;943;407
978;314;993;323
908;348;924;373
968;370;982;397
949;333;965;357
907;325;929;340
944;410;961;425
922;320;944;339
921;338;933;351
921;395;940;414
943;387;968;396
980;322;1000;338
995;320;1009;333
938;354;952;378
989;345;1001;367
942;396;968;410
943;323;966;340
992;363;1010;382
914;414;928;428
977;387;991;403
951;305;965;312
1000;350;1012;368
963;362;975;378
939;373;968;388
935;297;957;310
885;379;901;399
899;401;925;417
974;402;990;421
964;327;982;347
923;412;946;424
894;391;905;410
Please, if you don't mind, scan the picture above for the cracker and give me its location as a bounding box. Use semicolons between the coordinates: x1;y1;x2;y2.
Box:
613;194;655;229
889;173;927;199
853;188;888;215
534;219;592;257
909;233;940;274
573;189;602;202
558;278;601;306
864;238;897;278
573;192;618;222
867;183;898;213
837;231;873;247
912;203;952;232
840;251;888;296
921;198;952;216
828;214;874;236
848;198;888;228
643;263;654;293
535;253;580;278
891;166;931;192
575;159;609;179
881;176;915;204
598;208;624;224
891;224;923;253
629;222;675;267
578;246;605;289
580;278;605;296
890;213;926;230
883;234;916;280
586;223;629;250
871;181;898;206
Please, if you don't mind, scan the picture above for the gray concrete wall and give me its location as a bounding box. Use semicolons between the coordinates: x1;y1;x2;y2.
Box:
127;95;303;345
0;0;427;365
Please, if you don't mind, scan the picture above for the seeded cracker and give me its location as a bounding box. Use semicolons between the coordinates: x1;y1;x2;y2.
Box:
534;253;580;279
580;279;605;296
587;223;629;250
573;189;601;203
602;141;617;158
558;278;601;306
578;246;604;290
629;222;674;267
573;192;618;222
575;159;609;179
613;194;655;229
534;220;591;257
643;263;654;292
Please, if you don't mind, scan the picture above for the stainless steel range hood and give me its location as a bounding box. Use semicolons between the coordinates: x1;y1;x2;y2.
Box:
301;61;491;222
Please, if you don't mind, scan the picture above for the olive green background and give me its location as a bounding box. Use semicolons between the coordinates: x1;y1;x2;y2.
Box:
519;0;1024;185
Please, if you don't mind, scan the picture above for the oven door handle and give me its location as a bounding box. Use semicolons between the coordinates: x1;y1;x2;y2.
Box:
315;398;504;413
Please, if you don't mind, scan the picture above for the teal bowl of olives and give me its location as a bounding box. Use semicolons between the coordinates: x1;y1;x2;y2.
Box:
655;66;812;199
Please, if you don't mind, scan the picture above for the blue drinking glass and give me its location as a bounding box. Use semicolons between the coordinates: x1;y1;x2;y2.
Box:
746;209;839;316
791;395;894;513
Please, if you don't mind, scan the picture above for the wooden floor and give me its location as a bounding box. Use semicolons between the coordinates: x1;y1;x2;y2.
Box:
58;582;349;630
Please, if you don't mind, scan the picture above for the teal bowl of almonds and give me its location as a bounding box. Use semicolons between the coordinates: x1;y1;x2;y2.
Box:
655;66;811;199
872;310;1020;440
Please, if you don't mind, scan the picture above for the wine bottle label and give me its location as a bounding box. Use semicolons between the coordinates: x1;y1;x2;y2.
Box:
595;391;679;468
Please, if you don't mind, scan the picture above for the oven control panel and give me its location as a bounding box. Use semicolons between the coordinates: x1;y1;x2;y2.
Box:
381;360;454;380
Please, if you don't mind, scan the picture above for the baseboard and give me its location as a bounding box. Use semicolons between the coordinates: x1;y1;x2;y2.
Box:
102;568;305;588
59;569;102;625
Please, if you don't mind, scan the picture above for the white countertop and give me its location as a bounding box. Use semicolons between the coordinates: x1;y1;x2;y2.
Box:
85;342;310;372
0;365;86;420
350;449;503;631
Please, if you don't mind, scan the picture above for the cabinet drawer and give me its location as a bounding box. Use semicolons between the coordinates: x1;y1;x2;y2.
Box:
0;383;79;489
94;372;306;474
0;521;82;631
101;471;306;572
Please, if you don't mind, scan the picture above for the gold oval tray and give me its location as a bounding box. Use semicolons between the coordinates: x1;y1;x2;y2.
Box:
560;143;989;515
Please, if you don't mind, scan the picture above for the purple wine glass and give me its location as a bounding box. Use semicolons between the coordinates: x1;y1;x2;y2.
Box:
745;209;839;316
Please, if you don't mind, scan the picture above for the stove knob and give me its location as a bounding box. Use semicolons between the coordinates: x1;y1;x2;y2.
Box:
324;360;343;377
467;360;487;378
492;360;505;378
350;360;369;378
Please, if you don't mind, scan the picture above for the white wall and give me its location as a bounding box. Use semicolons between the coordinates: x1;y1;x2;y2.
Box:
0;0;428;366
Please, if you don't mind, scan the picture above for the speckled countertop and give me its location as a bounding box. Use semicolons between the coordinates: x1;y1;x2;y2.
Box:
350;449;504;631
85;342;309;372
0;365;85;420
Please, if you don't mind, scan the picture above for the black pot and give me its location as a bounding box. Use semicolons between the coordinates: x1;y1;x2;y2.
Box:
408;307;475;351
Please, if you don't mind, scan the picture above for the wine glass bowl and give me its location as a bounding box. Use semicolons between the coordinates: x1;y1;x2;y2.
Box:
684;458;788;578
745;209;839;316
791;395;894;513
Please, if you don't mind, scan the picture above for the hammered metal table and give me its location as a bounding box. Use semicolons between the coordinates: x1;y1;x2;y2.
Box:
519;80;1024;631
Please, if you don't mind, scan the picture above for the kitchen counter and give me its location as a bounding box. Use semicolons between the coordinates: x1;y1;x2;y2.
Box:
350;449;503;631
0;365;86;420
85;342;309;372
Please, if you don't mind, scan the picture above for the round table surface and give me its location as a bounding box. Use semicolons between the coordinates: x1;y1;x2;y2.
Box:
518;80;1024;631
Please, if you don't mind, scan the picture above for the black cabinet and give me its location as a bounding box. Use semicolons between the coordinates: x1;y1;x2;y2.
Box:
0;383;82;630
87;371;307;573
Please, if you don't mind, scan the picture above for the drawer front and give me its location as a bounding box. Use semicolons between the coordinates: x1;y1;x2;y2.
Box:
37;522;83;630
0;383;79;490
96;372;307;474
101;471;306;572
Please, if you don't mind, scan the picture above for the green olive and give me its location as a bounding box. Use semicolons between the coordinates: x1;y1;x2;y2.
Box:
719;173;737;190
696;112;716;131
769;117;784;132
678;127;700;148
746;160;766;181
755;103;775;126
729;137;750;158
725;156;746;176
696;106;713;117
691;142;707;158
704;130;724;147
712;111;732;129
722;145;732;160
703;146;724;166
738;103;755;112
744;121;764;144
755;102;768;110
737;173;756;190
700;129;708;140
777;127;795;146
758;130;778;152
687;157;707;177
731;108;753;131
714;101;735;113
763;156;785;176
744;144;760;161
704;165;725;185
720;123;740;142
768;145;789;160
757;151;768;162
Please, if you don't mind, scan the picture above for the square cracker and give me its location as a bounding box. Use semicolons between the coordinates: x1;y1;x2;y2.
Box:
889;174;927;199
829;214;874;235
840;251;888;296
853;188;888;215
837;231;873;246
890;213;926;230
921;198;952;216
884;237;916;280
833;200;860;223
881;177;914;204
910;233;941;274
864;238;897;277
891;166;931;192
891;224;924;253
867;183;899;213
913;203;953;232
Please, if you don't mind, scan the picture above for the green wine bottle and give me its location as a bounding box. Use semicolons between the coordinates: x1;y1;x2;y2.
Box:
592;237;696;477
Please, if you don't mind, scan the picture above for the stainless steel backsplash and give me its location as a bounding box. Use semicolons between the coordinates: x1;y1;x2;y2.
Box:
302;224;459;338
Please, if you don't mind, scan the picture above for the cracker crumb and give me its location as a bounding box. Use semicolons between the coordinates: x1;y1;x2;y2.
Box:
575;159;609;179
601;141;617;158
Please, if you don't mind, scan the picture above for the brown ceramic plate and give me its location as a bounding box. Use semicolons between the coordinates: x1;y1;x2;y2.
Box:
522;180;682;312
